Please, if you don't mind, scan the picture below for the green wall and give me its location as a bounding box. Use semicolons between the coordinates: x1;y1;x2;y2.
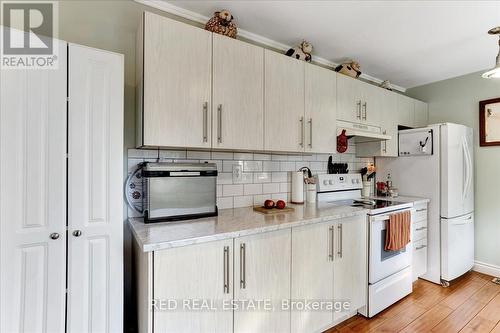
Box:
408;71;500;271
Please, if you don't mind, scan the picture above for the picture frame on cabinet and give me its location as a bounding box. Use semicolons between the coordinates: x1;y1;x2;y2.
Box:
479;97;500;146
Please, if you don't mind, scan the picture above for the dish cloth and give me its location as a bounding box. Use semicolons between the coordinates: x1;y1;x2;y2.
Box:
384;211;411;251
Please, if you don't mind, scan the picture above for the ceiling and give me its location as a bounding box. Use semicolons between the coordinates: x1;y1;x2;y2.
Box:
162;0;500;89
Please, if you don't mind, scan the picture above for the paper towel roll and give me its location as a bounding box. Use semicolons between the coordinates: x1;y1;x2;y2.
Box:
291;171;304;204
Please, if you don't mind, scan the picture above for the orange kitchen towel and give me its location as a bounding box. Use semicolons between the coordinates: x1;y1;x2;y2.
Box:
384;210;411;251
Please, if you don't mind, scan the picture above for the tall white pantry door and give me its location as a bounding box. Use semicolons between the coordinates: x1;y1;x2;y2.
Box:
0;40;68;333
66;44;124;333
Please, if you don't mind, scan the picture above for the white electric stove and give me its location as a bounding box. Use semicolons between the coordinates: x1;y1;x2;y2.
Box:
316;173;414;318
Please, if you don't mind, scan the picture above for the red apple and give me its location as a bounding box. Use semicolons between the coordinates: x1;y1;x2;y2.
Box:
264;199;275;209
276;200;286;209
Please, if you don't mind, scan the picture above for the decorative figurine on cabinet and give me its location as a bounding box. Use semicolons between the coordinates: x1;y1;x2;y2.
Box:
285;40;313;62
205;10;238;38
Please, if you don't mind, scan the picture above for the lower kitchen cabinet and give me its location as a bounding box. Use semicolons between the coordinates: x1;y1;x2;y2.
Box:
153;239;234;333
291;222;335;333
234;229;291;333
412;202;429;281
333;215;368;323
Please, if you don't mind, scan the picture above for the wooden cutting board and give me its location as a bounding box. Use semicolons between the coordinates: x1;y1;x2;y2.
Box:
253;206;295;214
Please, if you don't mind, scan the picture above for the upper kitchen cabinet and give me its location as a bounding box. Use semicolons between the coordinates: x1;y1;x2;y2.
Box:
212;34;264;150
305;64;337;153
137;12;212;148
337;74;382;126
264;50;305;152
337;74;365;123
396;94;415;128
414;99;429;127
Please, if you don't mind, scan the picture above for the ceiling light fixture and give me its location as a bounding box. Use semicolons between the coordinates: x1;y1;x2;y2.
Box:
483;26;500;79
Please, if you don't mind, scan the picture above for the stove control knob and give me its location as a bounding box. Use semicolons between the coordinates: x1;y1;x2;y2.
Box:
351;179;356;184
329;180;334;185
323;180;329;186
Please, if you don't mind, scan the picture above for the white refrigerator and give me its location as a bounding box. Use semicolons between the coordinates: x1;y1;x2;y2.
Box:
376;123;474;285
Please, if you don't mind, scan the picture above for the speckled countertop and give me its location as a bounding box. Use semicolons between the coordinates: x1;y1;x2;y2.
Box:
130;203;369;252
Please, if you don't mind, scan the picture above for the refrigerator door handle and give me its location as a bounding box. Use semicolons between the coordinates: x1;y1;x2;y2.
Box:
464;137;472;199
462;137;472;202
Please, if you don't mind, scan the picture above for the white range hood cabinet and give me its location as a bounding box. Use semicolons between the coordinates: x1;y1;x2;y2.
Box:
337;120;392;142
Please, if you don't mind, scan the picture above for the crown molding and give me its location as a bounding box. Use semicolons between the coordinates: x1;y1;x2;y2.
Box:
134;0;407;92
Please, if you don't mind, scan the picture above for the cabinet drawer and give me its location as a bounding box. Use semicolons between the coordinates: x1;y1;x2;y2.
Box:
413;209;427;223
413;220;428;241
412;239;427;281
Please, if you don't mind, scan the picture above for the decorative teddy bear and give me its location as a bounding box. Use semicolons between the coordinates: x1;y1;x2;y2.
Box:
335;61;362;78
205;10;238;38
285;41;313;62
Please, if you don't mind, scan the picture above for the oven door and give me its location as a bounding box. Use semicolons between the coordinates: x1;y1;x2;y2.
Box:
369;209;413;284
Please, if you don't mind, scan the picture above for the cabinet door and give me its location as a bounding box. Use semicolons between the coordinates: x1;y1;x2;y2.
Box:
67;44;124;332
213;34;264;150
142;12;212;148
333;216;367;323
264;50;305;152
414;100;428;128
397;94;415;127
362;83;383;126
0;39;67;333
381;92;399;157
154;239;233;333
235;229;291;333
336;74;363;123
291;222;334;333
305;64;337;153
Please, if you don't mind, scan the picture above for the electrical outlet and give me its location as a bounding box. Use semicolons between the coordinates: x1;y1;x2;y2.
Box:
233;164;243;183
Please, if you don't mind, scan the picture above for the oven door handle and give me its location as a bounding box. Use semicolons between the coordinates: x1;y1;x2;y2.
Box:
370;209;413;222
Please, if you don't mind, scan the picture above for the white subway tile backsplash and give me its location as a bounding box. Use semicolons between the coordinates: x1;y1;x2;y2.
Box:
223;184;243;197
262;182;280;194
263;161;280;172
280;161;296;172
127;146;372;212
233;195;254;208
243;160;262;172
187;150;211;159
212;151;234;160
253;153;272;160
217;197;233;209
244;183;262;195
253;172;271;183
234;152;253;160
272;172;289;183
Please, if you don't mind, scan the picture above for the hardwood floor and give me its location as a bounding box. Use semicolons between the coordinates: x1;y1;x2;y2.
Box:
327;272;500;333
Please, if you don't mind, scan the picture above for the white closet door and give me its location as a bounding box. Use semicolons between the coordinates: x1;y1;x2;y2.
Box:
67;44;124;333
0;39;67;333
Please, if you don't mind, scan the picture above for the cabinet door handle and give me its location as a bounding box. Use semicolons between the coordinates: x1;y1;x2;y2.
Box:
416;227;427;231
299;117;304;147
356;101;362;119
217;104;222;143
416;245;427;250
223;246;230;294
382;130;387;153
240;243;246;289
308;118;313;148
202;102;208;142
337;224;343;258
329;226;334;261
362;102;367;120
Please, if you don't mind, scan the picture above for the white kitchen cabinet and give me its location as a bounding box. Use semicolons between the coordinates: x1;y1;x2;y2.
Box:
305;64;337;153
67;44;124;332
153;239;233;333
362;83;384;126
264;50;305;152
414;99;429;128
337;74;364;123
291;222;335;333
0;36;123;333
213;34;264;150
397;94;415;127
138;11;212;148
355;91;398;157
0;39;68;333
333;215;368;324
234;229;291;333
412;202;429;281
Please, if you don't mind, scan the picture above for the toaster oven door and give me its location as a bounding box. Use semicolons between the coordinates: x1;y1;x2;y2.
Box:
146;175;217;221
